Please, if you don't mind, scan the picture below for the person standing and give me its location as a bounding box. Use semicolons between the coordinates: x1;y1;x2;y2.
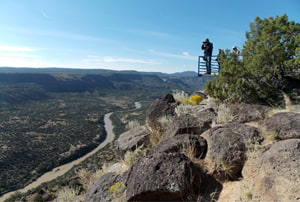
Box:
232;46;240;55
215;49;222;71
201;38;213;74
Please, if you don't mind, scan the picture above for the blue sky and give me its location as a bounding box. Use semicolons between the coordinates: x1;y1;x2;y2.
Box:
0;0;299;73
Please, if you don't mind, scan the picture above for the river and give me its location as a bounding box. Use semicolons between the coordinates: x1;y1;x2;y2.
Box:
1;102;142;201
0;112;115;202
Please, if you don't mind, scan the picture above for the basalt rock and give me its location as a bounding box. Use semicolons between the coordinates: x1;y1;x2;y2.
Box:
85;172;121;202
114;125;151;157
149;133;207;159
263;112;300;140
125;152;202;201
146;94;177;130
242;139;300;202
165;108;216;138
227;103;272;123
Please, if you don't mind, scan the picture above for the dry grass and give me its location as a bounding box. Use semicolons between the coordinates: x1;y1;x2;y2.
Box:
77;168;105;190
172;90;189;103
77;162;125;192
220;161;235;179
261;128;278;143
268;92;300;116
148;128;165;149
244;139;261;159
180;139;203;164
55;186;81;202
121;145;148;170
216;104;235;124
158;115;173;129
126;119;141;130
175;104;192;116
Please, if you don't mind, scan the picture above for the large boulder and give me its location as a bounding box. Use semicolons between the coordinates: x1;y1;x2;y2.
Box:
242;139;300;201
85;172;121;202
263;112;300;140
202;123;261;181
227;103;272;123
114;125;151;156
146;94;177;130
222;123;263;144
165;108;216;138
125;152;202;201
149;134;207;159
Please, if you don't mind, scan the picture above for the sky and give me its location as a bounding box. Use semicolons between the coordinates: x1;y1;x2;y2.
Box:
0;0;299;73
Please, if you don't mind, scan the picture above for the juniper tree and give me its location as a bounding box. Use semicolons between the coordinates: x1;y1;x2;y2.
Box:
206;14;300;106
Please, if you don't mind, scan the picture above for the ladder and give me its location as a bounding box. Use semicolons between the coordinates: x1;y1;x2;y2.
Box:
198;55;219;76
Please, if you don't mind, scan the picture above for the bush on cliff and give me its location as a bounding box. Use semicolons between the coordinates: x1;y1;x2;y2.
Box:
206;14;300;106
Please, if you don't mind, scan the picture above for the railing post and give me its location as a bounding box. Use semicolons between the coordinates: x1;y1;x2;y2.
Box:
198;55;219;76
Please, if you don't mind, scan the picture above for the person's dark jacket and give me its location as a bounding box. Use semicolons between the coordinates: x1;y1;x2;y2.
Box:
201;42;213;56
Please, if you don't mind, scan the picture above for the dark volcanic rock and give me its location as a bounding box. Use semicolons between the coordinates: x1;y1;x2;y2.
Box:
243;139;300;201
114;125;151;156
202;123;263;181
202;127;246;180
165;108;216;138
149;134;207;159
223;123;263;144
263;112;300;140
126;152;202;201
146;94;177;130
227;103;272;123
85;172;120;202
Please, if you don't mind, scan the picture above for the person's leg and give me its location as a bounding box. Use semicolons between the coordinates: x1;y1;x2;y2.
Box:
207;56;211;74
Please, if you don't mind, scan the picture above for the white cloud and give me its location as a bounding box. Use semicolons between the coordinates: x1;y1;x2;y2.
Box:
148;49;196;61
182;51;190;56
0;56;53;67
0;45;35;52
0;45;43;66
0;53;39;58
0;45;39;59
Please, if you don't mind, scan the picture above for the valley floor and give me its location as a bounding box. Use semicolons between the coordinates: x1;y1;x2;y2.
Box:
0;112;115;202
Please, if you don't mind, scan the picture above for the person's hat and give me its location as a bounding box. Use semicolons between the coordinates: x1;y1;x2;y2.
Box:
232;46;237;49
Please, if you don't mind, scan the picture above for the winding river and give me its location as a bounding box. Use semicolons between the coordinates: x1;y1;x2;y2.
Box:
0;112;115;201
1;102;142;201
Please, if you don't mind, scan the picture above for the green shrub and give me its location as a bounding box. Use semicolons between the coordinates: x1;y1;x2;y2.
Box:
206;14;300;106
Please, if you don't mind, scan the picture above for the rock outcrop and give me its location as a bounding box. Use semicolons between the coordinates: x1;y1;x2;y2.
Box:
165;108;216;138
227;103;272;123
86;94;300;201
242;139;300;201
125;152;202;201
114;125;151;156
149;133;207;159
85;172;120;202
263;112;300;140
146;93;177;130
